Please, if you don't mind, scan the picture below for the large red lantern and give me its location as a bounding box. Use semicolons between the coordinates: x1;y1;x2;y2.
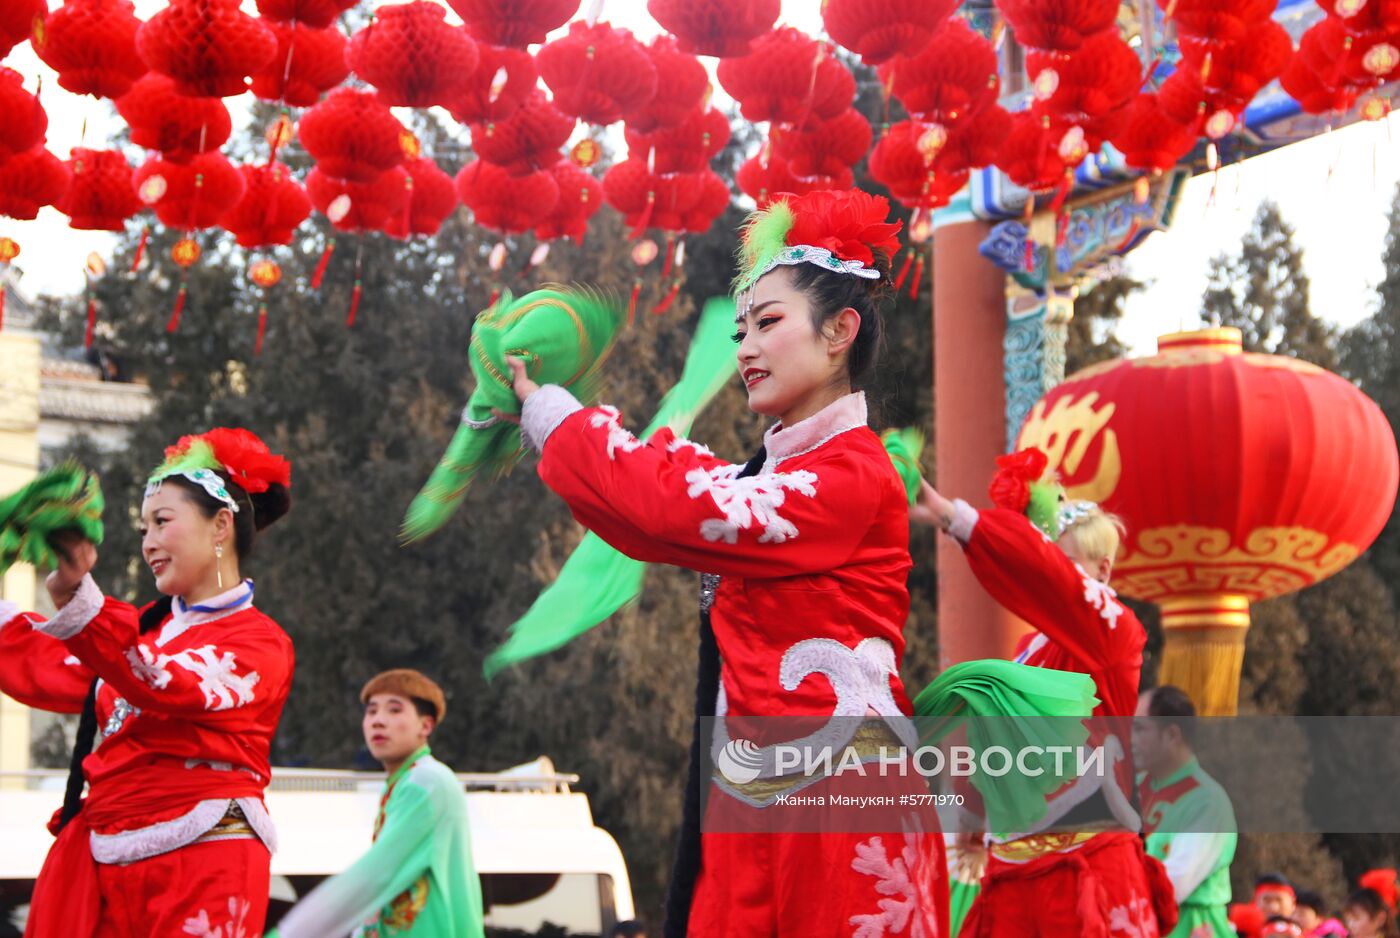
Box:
347;2;478;108
1156;0;1278;43
0;147;71;220
469;90;574;176
534;160;601;243
1027;29;1142;125
134;152;246;229
717;29;855;125
254;0;357;29
447;0;578;49
736;153;854;207
219;162;312;247
115;74;231;162
537;21;657;126
822;0;960;65
251;21;348;108
1;0;46;58
624;107;731;175
627;35;708;133
444;42;535;124
455;160;560;234
868;121;970;210
383;157;458;239
770;108;873;179
56;147;142;231
299;88;408;183
0;68;47;162
995;0;1121;52
877;18;999;126
30;0;146;100
646;0;780;57
136;0;277;98
1109;92;1200;173
1016;327;1400;715
308;165;410;233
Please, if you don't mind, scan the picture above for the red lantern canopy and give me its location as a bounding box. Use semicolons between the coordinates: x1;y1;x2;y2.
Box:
347;2;478;108
682;170;731;234
1110;93;1200;172
308;164;410;232
134;151;246;229
995;0;1120;52
56;147;142;230
455;160;560;234
877;18;999;126
627;35;708;134
444;42;535;124
1156;0;1278;44
736;153;854;207
1015;327;1400;715
447;0;578;49
868;121;970;210
136;0;277;98
926;103;1012;176
299;88;408;184
1027;29;1142;125
251;21;348;108
254;0;357;29
30;0;146;100
771;108;873;178
469;90;575;176
995;110;1075;192
534;160;601;243
624;107;731;175
717;29;855;125
646;0;780;58
383;157;458;239
822;0;960;65
1298;16;1400;89
0;147;71;220
115;74;232;162
1;0;46;59
219;162;312;247
602;159;702;234
537;21;657;126
1177;20;1293;111
0;68;47;162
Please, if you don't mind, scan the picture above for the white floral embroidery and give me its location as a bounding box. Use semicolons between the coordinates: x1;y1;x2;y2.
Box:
124;643;260;711
685;464;818;544
1079;571;1124;630
850;831;943;938
666;437;715;458
781;637;903;717
62;655;82;666
589;406;643;460
126;645;173;688
1107;894;1155;938
183;897;252;938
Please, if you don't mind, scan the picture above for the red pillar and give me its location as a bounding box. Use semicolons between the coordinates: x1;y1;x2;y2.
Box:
932;219;1027;667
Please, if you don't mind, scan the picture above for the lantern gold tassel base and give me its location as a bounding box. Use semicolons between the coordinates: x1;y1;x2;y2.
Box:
1157;593;1250;717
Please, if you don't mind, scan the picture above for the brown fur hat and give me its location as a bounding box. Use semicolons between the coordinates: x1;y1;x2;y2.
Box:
360;669;446;723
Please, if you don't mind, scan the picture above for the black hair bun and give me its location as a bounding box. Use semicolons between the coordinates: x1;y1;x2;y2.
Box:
250;482;291;531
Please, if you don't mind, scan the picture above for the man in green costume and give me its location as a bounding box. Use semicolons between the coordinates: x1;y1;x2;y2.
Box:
1135;685;1238;938
270;669;484;938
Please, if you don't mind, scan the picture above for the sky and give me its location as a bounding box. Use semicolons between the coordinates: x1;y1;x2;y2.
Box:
3;0;1397;355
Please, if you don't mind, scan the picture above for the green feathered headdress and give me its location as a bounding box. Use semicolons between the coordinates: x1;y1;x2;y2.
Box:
988;448;1065;539
0;463;105;573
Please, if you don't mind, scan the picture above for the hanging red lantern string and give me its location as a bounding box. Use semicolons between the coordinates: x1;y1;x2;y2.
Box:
3;2;46;59
681;170;731;236
1156;0;1278;45
347;2;479;108
455;159;561;236
868;120;969;211
1176;19;1293;113
136;0;277;98
627;35;708;133
1298;15;1400;91
30;0;146;99
469;90;575;175
1316;0;1400;35
383;157;458;239
822;0;959;65
56;147;142;231
0;68;48;162
736;152;854;207
134;152;246;230
251;20;348;108
307;164;410;233
249;258;281;355
1027;29;1142;127
115;74;232;162
625;237;659;326
533;160;601;244
255;0;356;28
220;162;312;247
770;107;872;179
717;28;856;125
0;147;70;220
448;0;579;49
602;159;701;239
1109;92;1202;173
995;0;1121;53
299;88;409;184
538;20;657;126
444;41;536;124
646;0;779;58
876;18;998;127
165;236;201;333
624;106;730;174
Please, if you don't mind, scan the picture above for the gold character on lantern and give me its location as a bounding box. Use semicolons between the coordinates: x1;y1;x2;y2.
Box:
1017;392;1122;504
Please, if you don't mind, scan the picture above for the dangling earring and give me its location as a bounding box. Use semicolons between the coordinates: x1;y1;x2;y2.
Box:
215;543;224;590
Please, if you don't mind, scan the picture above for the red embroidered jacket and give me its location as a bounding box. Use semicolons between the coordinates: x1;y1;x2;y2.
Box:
0;577;293;861
523;387;916;734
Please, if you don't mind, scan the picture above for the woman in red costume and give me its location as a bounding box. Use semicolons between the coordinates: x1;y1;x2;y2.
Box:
0;428;293;938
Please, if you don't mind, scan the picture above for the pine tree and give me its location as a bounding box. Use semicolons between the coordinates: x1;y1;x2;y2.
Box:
1065;274;1141;375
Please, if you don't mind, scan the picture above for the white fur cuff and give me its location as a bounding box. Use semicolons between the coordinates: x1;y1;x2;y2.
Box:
35;574;103;640
0;599;21;626
948;499;980;545
520;384;583;453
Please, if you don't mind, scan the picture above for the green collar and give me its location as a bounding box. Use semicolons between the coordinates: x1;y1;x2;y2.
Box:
385;745;432;789
1149;756;1199;792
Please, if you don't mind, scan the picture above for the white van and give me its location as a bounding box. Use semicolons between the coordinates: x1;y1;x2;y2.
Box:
0;757;635;937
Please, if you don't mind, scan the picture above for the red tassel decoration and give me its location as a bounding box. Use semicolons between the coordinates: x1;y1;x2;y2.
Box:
629;191;656;240
130;225;149;273
660;235;677;280
626;279;641;326
84;298;97;348
893;248;915;292
311;238;336;289
652;280;682;315
346;279;362;327
255;304;268;355
166;285;187;333
908;256;925;299
486;285;502;309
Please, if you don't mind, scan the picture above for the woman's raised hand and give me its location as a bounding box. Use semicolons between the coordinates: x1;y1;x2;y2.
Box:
45;532;98;609
505;356;540;405
910;478;957;531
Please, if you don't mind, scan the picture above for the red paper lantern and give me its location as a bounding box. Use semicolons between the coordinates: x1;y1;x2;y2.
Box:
383;157;458;238
444;42;535;124
447;0;578;49
219;162;312;247
646;0;780;58
602;159;703;233
868;121;970;210
736;153;854;207
994;110;1074;192
134;152;246;229
1156;0;1278;44
822;0;960;65
1177;20;1293;110
627;35;708;133
254;0;357;29
995;0;1119;52
1298;16;1400;89
1317;0;1400;35
1280;53;1358;114
717;28;855;125
1028;29;1142;125
1;0;46;59
308;164;410;232
250;259;282;288
347;2;478;108
300;88;408;184
771;108;873;178
537;21;656;126
171;237;201;266
877;18;998;125
56;147;142;231
30;0;146;100
136;0;277;98
1015;327;1399;715
682;170;732;234
936;104;1013;174
0;68;47;162
1109;93;1200;173
534;160;601;243
115;74;232;162
455;160;560;234
624;107;731;175
469;90;575;176
251;21;348;108
0;147;71;220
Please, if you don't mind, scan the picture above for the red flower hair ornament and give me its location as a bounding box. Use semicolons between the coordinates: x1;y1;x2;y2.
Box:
988;447;1050;513
149;427;292;513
